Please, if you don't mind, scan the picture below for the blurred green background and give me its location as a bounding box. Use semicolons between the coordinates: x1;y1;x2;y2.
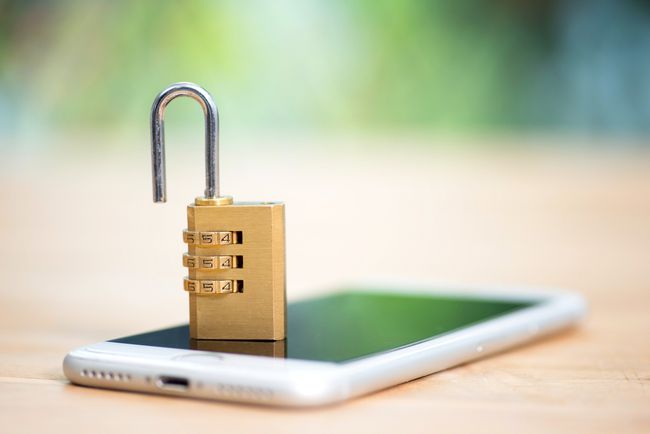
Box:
1;0;650;151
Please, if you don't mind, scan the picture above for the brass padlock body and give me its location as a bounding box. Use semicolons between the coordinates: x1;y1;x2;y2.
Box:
186;202;286;340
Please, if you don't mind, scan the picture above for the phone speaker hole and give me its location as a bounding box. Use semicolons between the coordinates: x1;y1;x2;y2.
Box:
82;370;130;381
214;383;273;401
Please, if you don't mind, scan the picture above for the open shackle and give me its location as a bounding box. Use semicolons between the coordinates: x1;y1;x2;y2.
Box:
150;82;220;202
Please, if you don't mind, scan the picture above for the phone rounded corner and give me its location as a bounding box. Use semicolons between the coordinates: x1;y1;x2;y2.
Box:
62;351;80;383
62;345;98;383
549;289;588;319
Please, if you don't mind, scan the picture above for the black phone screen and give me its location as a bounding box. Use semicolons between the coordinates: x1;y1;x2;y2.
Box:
112;291;535;363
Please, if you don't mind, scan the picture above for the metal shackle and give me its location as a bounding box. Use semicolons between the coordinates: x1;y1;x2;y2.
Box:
150;82;220;202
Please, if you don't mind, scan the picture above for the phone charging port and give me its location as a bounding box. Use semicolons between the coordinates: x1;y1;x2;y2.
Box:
156;376;189;392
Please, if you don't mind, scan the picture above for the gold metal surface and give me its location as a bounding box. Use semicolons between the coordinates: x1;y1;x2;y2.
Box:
195;196;234;206
185;201;286;340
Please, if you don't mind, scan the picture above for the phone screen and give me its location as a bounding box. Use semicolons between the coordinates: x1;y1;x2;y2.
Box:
112;291;536;363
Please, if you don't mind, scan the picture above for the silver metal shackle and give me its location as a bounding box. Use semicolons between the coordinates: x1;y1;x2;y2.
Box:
151;82;220;202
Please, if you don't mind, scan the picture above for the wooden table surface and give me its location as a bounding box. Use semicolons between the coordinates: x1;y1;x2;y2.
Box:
1;138;649;433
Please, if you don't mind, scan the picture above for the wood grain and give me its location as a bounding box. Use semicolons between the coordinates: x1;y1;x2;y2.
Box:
0;140;648;433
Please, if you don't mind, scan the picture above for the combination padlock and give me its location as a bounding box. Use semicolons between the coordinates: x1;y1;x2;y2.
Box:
150;82;286;341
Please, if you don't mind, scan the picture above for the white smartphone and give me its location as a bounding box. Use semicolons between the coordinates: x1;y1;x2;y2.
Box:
63;285;585;407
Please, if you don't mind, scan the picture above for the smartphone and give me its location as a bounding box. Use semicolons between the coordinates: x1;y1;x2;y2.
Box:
63;285;585;407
